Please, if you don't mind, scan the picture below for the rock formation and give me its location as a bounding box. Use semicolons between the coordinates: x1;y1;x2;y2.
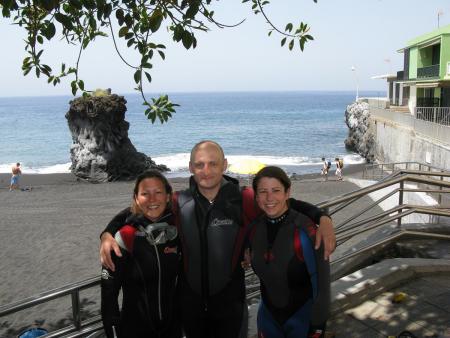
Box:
65;94;167;182
344;101;376;163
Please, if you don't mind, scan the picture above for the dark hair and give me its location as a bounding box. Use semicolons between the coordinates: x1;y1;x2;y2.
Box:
131;170;172;214
252;166;291;192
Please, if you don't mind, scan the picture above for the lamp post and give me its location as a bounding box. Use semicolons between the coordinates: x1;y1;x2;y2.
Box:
438;9;444;28
351;66;359;101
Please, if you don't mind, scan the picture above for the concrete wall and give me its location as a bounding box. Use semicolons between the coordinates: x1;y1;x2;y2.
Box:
369;107;450;170
409;47;418;79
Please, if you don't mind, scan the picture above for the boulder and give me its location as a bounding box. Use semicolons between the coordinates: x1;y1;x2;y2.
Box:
344;101;376;162
65;94;167;182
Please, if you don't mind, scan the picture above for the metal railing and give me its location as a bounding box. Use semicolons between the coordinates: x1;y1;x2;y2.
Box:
2;169;450;337
417;64;440;78
362;161;445;180
414;106;450;125
0;277;102;338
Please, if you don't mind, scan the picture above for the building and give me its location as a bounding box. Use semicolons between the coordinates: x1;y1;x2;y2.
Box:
390;24;450;122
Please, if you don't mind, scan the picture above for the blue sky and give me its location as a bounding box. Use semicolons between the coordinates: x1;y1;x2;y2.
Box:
1;0;449;97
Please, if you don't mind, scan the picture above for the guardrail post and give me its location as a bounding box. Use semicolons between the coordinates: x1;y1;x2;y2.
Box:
71;290;82;331
397;181;404;227
439;172;444;205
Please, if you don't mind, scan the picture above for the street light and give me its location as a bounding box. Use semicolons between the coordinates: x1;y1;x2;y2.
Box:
438;9;444;28
351;66;359;101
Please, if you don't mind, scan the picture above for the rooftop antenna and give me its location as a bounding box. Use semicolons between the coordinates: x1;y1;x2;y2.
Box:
438;9;444;28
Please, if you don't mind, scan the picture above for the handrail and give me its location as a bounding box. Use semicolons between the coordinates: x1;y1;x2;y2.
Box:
362;161;445;180
2;170;450;338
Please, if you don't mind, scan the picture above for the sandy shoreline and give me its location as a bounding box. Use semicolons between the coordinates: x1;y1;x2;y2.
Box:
0;164;367;336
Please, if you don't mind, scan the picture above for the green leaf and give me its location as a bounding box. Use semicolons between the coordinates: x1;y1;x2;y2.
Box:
118;26;128;38
37;35;44;44
300;37;306;51
281;37;286;47
288;39;294;51
268;30;272;37
69;0;82;10
41;22;56;40
185;2;199;19
116;8;124;22
145;72;152;83
134;70;141;84
158;50;165;60
71;81;77;96
78;79;84;90
148;9;163;33
285;23;293;32
304;34;314;41
54;13;73;30
182;31;192;49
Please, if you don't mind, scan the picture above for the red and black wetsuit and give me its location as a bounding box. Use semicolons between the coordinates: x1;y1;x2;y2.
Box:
101;212;182;338
103;175;329;338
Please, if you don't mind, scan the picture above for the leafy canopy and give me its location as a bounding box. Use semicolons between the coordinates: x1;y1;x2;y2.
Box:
0;0;316;123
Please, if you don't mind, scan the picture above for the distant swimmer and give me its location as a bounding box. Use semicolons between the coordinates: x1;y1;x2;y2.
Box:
9;162;21;191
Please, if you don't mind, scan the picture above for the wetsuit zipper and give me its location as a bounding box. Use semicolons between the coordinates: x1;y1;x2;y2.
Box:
202;206;212;311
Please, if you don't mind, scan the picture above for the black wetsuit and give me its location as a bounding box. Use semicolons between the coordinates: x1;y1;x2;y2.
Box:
250;209;330;338
103;175;329;338
101;212;182;338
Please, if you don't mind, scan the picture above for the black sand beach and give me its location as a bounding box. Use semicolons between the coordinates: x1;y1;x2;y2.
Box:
0;165;367;336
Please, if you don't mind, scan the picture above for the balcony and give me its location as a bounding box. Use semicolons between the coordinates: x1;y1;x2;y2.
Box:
417;97;440;107
414;106;450;126
417;64;439;79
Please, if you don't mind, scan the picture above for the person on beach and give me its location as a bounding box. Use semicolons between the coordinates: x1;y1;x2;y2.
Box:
320;158;329;182
250;166;330;338
101;170;182;338
9;163;21;191
335;157;343;181
100;140;336;338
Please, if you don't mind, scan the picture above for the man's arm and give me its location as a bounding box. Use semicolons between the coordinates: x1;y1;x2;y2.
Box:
289;198;336;261
100;208;130;271
101;251;125;338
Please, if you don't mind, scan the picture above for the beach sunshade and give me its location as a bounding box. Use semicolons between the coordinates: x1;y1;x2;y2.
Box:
228;159;265;175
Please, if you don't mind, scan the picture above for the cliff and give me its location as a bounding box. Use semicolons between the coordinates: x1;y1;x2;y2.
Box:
344;101;376;163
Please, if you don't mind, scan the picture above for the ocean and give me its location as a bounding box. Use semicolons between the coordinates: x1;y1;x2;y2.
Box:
0;91;382;176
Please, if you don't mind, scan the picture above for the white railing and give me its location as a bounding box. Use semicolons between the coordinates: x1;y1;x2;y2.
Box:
414;106;450;126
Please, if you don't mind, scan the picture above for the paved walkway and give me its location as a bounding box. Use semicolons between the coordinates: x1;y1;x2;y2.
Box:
328;273;450;337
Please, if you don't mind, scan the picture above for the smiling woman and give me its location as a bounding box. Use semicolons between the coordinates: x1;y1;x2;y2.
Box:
250;166;331;338
101;170;182;338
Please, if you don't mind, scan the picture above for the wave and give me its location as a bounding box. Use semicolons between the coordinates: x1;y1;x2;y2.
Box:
0;153;365;175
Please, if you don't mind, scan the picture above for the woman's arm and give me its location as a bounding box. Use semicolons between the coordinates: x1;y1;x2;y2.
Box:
309;238;331;336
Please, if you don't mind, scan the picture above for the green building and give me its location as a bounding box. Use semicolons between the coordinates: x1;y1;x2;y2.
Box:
392;24;450;122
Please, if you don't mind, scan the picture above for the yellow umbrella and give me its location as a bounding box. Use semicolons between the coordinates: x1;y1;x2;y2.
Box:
228;158;266;175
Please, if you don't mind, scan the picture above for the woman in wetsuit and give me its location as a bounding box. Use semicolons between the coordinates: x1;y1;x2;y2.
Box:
101;170;182;338
250;166;330;338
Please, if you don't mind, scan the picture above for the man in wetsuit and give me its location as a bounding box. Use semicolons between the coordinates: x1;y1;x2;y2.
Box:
100;140;336;338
